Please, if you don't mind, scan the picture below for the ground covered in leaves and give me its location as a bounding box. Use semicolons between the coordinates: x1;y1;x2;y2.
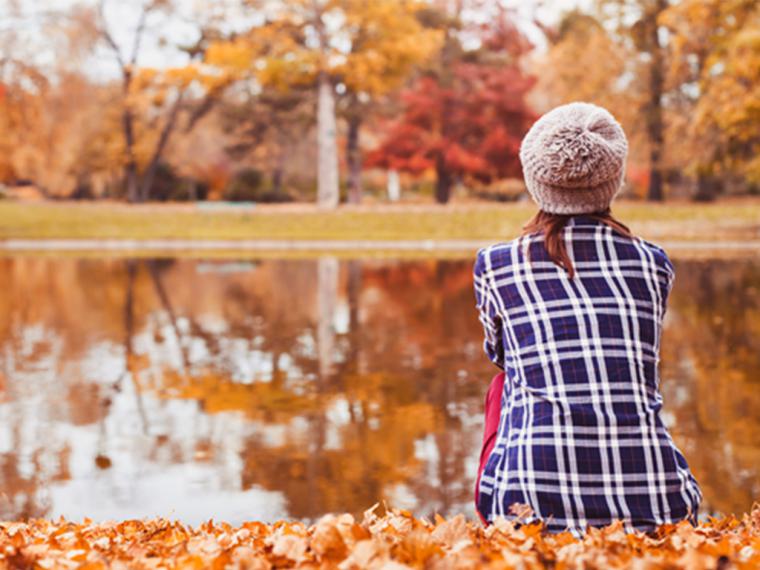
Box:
1;505;759;569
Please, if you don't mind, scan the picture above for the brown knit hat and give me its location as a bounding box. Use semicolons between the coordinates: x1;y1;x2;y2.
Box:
519;102;628;215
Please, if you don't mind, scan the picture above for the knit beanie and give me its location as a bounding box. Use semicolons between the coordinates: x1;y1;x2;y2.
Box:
519;102;628;215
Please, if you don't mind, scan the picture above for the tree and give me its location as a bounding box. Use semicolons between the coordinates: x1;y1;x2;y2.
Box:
96;0;232;202
542;2;680;201
334;0;442;203
207;1;339;207
662;0;760;199
536;11;663;195
131;63;232;201
221;85;315;197
539;1;760;201
0;59;49;185
636;0;669;201
367;12;535;204
588;0;672;201
96;0;161;202
0;3;113;197
208;0;441;207
534;12;629;122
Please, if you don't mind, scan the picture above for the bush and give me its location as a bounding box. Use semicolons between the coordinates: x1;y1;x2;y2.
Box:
224;168;294;203
69;182;96;200
148;163;209;202
471;178;525;202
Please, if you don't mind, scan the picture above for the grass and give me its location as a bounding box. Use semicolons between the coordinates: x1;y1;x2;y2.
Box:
0;199;758;243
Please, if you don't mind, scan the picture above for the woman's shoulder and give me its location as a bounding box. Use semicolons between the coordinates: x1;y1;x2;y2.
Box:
635;237;675;275
474;237;527;275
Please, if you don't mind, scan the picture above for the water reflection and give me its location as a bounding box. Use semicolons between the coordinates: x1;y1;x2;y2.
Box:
0;256;758;524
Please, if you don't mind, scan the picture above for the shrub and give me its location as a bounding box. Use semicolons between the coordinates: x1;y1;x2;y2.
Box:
471;178;526;202
147;163;209;202
69;182;96;200
224;168;294;203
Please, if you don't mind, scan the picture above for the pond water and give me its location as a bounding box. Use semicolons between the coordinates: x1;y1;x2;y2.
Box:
0;255;758;525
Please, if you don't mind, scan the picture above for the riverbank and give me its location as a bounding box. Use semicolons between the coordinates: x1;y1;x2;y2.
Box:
1;507;758;569
3;238;760;260
1;200;759;243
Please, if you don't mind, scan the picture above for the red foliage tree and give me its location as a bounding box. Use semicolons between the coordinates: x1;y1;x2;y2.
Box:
367;16;536;204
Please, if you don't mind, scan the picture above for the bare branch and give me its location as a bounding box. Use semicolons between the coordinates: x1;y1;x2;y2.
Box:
97;0;126;69
129;2;151;66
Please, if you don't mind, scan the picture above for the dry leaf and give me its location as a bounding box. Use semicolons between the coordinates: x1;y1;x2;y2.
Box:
431;514;469;547
310;515;348;560
0;505;758;569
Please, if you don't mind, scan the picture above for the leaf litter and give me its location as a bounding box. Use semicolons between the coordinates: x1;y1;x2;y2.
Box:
1;503;759;569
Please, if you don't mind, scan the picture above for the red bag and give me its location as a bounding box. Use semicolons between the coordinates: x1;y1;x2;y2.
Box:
475;371;505;525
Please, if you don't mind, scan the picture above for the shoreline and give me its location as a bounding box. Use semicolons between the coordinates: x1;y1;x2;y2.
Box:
2;237;759;257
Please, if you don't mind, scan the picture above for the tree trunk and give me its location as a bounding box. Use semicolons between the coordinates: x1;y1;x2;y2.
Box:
435;157;453;204
122;72;140;203
694;171;722;202
317;73;340;208
122;109;140;202
346;259;362;365
139;91;185;202
124;154;139;203
645;0;667;202
387;170;400;202
123;259;149;432
147;260;189;373
317;256;339;378
346;115;362;204
272;164;283;196
272;145;285;195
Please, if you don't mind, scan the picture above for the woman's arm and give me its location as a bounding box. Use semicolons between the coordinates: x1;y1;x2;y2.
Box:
474;249;505;369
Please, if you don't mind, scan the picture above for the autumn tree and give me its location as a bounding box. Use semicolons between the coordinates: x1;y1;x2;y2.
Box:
662;0;760;199
0;59;48;186
541;1;714;200
535;11;665;194
589;0;760;200
532;10;645;146
367;10;535;204
0;3;121;197
534;12;629;126
541;2;689;200
220;84;315;198
95;0;162;202
208;0;441;207
580;0;671;201
334;0;442;203
96;0;232;202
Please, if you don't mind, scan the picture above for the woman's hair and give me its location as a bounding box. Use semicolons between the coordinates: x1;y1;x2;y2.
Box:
522;210;633;279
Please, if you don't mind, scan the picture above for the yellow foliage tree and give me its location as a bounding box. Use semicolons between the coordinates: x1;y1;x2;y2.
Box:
662;0;760;198
207;0;442;204
96;0;236;202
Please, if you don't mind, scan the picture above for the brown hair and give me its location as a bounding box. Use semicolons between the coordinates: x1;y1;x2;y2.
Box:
522;210;634;279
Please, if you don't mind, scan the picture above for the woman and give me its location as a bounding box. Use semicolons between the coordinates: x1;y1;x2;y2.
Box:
473;102;701;536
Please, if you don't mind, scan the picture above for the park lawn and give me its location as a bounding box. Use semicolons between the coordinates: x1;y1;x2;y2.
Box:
0;199;758;242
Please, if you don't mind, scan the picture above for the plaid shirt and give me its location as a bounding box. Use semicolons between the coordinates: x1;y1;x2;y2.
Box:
474;216;702;535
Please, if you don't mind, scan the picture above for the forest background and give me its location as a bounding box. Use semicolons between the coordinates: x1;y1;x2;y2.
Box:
1;0;758;210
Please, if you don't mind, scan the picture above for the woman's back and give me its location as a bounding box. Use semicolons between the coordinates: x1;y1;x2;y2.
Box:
474;216;702;535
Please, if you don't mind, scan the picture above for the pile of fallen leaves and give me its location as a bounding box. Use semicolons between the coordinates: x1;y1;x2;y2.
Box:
1;504;759;569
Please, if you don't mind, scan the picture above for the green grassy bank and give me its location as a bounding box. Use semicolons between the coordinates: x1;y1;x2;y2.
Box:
0;200;758;242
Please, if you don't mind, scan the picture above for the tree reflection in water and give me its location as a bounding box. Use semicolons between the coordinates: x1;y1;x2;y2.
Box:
0;256;757;523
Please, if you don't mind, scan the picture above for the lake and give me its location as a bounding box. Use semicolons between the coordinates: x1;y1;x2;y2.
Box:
0;255;758;524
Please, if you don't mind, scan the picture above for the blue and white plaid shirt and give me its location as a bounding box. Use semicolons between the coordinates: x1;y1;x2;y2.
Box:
474;216;702;535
